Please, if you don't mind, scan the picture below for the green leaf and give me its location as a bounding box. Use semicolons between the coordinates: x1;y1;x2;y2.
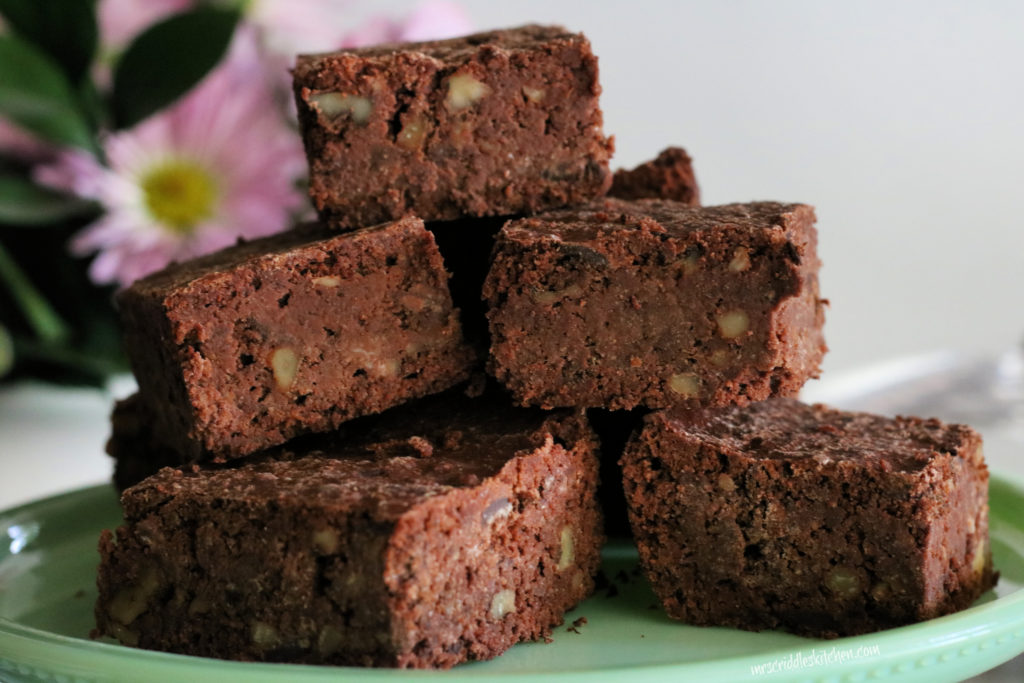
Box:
0;35;96;150
12;336;124;386
0;0;98;84
111;7;240;129
0;239;70;343
77;77;108;133
0;322;12;378
0;176;97;225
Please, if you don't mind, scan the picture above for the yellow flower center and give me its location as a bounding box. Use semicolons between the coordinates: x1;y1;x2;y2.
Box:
141;160;218;234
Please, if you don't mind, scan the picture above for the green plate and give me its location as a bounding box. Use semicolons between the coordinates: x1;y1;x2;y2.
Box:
2;478;1024;683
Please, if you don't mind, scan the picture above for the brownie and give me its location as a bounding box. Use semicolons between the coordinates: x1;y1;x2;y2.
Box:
117;217;475;462
106;394;181;492
610;147;700;205
621;398;997;638
483;199;827;410
95;392;603;668
293;25;613;228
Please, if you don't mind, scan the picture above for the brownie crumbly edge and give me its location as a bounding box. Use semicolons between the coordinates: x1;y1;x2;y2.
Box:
609;146;700;205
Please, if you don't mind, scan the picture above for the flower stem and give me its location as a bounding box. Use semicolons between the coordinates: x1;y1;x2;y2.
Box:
13;337;123;381
0;323;12;378
0;241;71;344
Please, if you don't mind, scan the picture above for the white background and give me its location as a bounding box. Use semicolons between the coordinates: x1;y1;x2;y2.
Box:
459;0;1024;376
2;2;1023;680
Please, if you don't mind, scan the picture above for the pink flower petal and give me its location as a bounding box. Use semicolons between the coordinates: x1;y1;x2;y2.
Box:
98;0;191;49
54;1;471;288
60;54;303;286
0;118;55;163
398;1;473;42
340;2;472;49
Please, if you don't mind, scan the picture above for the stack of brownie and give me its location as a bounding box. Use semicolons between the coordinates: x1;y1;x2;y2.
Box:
94;25;997;668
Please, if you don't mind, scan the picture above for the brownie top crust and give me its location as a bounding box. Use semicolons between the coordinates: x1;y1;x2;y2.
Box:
121;220;421;298
654;398;982;473
125;391;589;520
295;25;580;78
506;200;812;245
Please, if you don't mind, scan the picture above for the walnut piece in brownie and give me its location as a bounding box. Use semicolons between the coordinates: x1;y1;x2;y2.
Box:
95;392;603;668
293;25;613;228
483;199;827;410
117;217;475;462
610;147;700;205
621;398;997;638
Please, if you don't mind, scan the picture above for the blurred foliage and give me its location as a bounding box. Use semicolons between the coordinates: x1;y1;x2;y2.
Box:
0;1;241;385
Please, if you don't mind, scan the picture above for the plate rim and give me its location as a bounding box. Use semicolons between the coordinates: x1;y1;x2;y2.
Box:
2;476;1024;683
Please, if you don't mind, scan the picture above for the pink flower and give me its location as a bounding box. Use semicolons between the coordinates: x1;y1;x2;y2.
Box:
0;118;54;163
244;0;471;57
339;1;473;48
244;1;473;120
35;56;305;288
98;0;191;49
247;0;354;57
395;1;473;43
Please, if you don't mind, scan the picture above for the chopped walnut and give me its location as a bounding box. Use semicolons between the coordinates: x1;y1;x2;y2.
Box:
825;566;861;598
108;565;162;625
397;115;429;149
728;247;751;272
251;621;279;648
318;625;344;656
309;92;372;124
668;373;700;397
717;310;750;339
490;589;516;619
446;73;490;110
270;347;299;390
312;528;339;555
522;86;545;103
972;539;987;576
557;526;575;571
312;275;342;288
533;283;583;305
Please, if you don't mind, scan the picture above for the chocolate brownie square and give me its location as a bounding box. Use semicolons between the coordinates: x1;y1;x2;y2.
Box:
117;217;475;462
95;392;603;668
610;147;700;205
483;200;827;410
293;25;613;228
621;398;997;638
